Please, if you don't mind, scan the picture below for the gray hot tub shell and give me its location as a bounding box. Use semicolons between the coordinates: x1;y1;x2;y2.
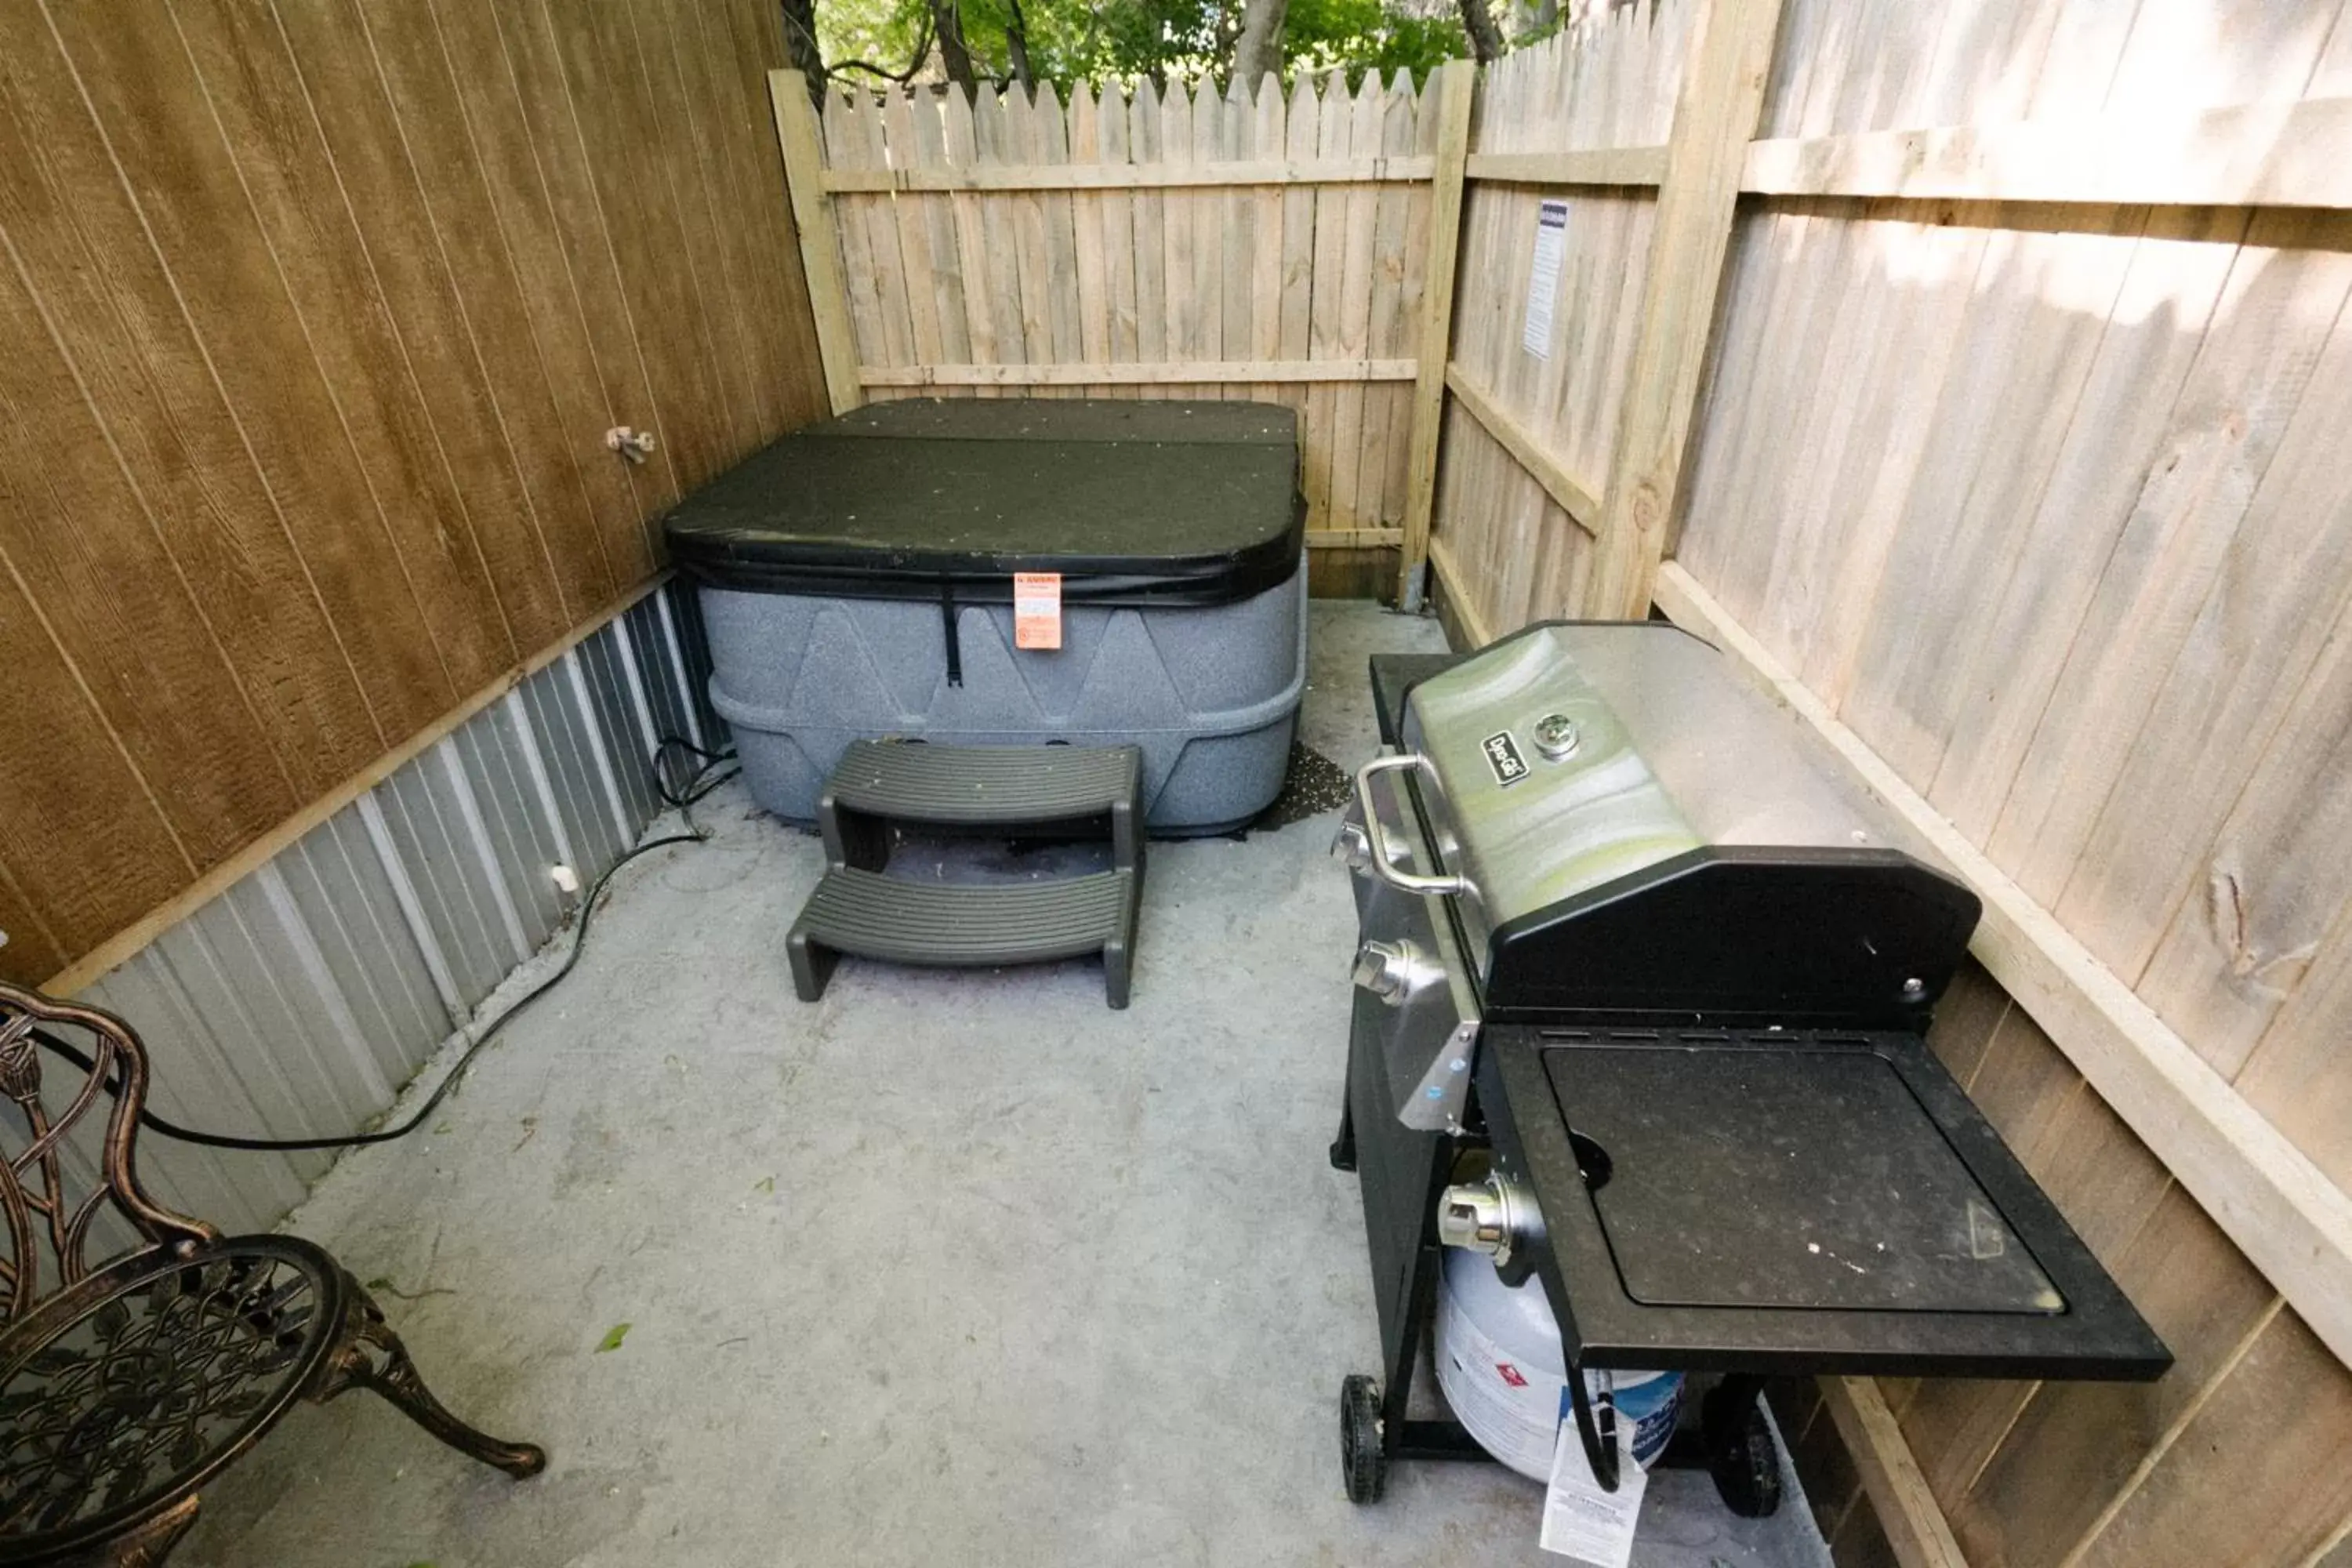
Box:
664;398;1309;835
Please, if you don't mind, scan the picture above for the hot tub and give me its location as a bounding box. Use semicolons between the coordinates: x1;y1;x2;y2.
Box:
662;398;1308;835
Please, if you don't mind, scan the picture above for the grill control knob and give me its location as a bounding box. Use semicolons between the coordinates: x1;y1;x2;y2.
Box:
1351;938;1428;1004
1331;819;1373;873
1531;712;1581;760
1437;1174;1538;1269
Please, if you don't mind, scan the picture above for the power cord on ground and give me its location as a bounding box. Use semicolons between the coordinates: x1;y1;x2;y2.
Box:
30;736;739;1154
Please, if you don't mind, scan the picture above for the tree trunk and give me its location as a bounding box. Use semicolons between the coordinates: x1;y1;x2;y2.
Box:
929;0;978;93
1457;0;1506;63
1004;0;1035;85
1232;0;1290;93
778;0;826;102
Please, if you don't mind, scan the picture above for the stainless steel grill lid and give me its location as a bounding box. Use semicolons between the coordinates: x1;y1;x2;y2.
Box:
1385;623;1978;1023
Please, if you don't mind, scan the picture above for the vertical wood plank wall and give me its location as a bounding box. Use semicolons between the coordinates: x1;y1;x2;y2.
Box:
1671;2;2352;1562
0;0;828;989
1432;0;1690;635
786;69;1451;597
1417;0;2352;1563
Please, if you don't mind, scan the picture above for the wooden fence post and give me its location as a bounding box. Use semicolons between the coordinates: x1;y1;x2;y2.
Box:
1397;59;1475;612
1585;0;1786;619
769;69;864;416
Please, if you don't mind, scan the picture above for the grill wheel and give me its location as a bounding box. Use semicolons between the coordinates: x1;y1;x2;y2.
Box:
1339;1373;1388;1504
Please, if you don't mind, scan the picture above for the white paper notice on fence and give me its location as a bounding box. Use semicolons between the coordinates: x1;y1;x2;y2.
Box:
1523;200;1569;359
1539;1421;1644;1566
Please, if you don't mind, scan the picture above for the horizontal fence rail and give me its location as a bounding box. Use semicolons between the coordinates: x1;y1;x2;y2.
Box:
1387;0;2352;1563
771;64;1471;590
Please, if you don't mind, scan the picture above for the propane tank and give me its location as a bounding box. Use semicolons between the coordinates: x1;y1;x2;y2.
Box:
1435;1247;1683;1482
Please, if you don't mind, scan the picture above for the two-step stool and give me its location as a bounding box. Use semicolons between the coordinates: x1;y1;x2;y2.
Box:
786;741;1146;1007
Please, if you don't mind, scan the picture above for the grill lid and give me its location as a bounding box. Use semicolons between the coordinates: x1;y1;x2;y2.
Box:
1387;625;1980;1024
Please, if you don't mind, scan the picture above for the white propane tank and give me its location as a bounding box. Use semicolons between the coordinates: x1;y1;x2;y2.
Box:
1436;1247;1684;1482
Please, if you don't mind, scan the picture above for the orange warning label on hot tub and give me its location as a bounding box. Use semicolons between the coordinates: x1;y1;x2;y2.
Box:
1014;572;1062;650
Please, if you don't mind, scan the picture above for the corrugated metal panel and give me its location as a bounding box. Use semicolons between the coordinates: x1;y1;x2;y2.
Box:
623;595;699;763
574;633;662;825
449;709;566;950
80;956;313;1229
368;753;517;1012
52;607;694;1241
273;804;455;1076
519;659;630;875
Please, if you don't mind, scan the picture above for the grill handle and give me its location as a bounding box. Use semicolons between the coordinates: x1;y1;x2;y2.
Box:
1352;754;1474;898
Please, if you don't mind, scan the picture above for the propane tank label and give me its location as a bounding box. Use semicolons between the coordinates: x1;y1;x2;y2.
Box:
1436;1277;1684;1482
1436;1283;1572;1477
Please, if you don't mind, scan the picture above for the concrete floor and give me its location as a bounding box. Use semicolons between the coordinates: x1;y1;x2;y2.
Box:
181;602;1831;1568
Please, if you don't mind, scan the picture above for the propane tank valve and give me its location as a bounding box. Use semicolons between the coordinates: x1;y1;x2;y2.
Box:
1438;1174;1539;1270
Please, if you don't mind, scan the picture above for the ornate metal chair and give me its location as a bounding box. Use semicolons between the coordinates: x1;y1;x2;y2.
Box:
0;982;545;1566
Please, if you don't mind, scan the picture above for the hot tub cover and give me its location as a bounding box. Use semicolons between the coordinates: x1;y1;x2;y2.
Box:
662;398;1305;605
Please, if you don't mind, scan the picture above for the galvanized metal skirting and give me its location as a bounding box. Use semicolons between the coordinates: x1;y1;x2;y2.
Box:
71;580;724;1237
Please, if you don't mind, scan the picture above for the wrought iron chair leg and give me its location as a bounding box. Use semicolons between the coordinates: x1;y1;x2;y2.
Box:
89;1494;200;1567
314;1276;548;1479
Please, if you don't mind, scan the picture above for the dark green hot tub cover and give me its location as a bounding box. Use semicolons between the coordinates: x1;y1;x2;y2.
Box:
662;397;1305;606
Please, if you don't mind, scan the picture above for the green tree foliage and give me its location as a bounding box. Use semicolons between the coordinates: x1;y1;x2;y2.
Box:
1287;0;1468;84
814;0;1465;97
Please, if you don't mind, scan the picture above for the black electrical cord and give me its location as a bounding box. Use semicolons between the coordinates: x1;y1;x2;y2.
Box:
29;738;739;1154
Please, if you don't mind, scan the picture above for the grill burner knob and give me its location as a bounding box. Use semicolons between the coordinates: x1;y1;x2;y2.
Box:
1531;712;1581;760
1438;1174;1539;1270
1351;939;1432;1004
1331;819;1373;872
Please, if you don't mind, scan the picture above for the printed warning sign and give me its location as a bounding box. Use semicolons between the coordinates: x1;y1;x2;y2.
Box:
1523;200;1568;358
1014;572;1062;650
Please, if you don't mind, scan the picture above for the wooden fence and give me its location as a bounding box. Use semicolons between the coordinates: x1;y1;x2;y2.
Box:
770;65;1473;597
0;0;828;991
2;2;2338;1556
1420;1;2352;1564
765;5;2352;1562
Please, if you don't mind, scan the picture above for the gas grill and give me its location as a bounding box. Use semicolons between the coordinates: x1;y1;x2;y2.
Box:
1329;622;2170;1515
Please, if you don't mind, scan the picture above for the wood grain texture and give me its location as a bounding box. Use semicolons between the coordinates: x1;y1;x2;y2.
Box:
820;154;1437;191
0;20;383;801
800;74;1440;563
1654;561;2352;1373
44;574;671;999
2071;1306;2352;1568
1586;0;1786;618
771;71;862;414
1656;558;2352;1566
172;0;526;690
1468;146;1670;186
860;358;1414;386
427;0;659;576
488;0;686;513
548;0;738;490
1416;2;2352;1562
1399;60;1473;604
1;0;824;987
1821;1377;1970;1568
1743;97;2352;209
38;0;459;739
0;552;195;968
1443;363;1601;531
